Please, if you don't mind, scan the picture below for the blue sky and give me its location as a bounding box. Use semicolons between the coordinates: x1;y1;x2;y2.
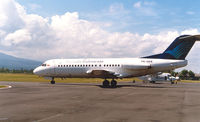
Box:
16;0;200;34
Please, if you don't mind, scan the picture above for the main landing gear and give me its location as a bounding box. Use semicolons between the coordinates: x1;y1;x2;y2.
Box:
102;79;117;88
51;77;55;84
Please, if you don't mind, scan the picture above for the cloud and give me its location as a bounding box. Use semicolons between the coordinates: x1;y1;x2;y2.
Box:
0;0;200;72
186;11;195;15
133;1;157;16
133;2;141;8
109;3;124;13
28;3;41;11
4;29;31;46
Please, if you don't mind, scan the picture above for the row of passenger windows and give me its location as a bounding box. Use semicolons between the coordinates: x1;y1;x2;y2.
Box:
58;64;120;67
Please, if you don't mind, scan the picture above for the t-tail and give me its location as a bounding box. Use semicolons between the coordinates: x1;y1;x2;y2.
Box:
144;35;200;60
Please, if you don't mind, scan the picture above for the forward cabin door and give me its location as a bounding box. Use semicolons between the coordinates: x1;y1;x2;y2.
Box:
54;61;62;77
49;60;56;76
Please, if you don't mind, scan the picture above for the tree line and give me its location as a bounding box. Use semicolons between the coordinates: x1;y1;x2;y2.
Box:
170;69;197;80
0;67;33;74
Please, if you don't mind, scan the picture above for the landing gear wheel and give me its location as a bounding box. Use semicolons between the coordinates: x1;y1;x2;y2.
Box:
103;80;109;88
111;80;117;88
50;77;55;84
51;80;55;84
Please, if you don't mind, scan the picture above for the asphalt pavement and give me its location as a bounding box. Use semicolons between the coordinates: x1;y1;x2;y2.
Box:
0;81;200;122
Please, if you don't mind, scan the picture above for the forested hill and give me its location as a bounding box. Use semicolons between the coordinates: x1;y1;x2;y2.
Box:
0;52;41;70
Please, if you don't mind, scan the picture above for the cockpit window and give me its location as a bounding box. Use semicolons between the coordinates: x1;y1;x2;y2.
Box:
42;64;46;66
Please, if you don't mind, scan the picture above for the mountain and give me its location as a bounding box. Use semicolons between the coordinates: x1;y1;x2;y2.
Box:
0;52;41;70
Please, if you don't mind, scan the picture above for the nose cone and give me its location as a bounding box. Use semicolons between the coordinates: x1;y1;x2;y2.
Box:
33;68;38;75
33;67;40;75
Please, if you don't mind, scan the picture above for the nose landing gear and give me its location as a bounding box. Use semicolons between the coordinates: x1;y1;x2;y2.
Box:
50;77;55;84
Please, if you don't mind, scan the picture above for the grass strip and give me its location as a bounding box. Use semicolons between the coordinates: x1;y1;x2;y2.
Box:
0;85;7;88
0;73;140;83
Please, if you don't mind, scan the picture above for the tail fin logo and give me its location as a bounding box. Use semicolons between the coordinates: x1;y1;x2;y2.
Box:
164;40;195;59
164;43;184;59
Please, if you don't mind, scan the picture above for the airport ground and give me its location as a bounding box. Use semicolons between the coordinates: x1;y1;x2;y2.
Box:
1;80;200;122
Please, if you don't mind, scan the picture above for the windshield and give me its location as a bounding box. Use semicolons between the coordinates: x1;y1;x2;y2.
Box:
41;64;46;66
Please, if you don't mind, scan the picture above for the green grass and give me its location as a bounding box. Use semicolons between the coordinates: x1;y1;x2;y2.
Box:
1;73;199;83
0;73;140;83
0;85;7;88
179;80;200;83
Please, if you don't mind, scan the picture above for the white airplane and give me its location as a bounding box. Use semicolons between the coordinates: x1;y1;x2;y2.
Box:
139;72;179;83
33;35;200;87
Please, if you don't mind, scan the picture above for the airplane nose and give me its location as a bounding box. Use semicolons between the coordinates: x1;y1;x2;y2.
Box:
33;67;39;75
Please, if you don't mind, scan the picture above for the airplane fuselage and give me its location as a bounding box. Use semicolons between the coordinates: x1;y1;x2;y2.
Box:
34;58;187;79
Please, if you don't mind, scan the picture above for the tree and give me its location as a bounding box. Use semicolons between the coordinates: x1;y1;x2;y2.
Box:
179;69;188;80
188;70;195;80
170;70;178;77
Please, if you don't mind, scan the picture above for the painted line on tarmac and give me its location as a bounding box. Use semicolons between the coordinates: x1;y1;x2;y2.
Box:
0;85;12;89
33;114;63;122
0;117;8;120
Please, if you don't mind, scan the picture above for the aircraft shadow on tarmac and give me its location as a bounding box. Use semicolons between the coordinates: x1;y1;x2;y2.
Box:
97;84;171;89
52;83;172;89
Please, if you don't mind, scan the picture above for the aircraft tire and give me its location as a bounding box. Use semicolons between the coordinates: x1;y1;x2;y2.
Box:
103;80;109;88
51;80;55;84
111;80;117;88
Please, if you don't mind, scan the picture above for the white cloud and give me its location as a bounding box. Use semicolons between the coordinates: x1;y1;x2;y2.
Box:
109;3;124;13
143;1;156;6
4;29;31;46
181;29;199;35
186;11;195;15
133;1;157;16
28;3;41;11
0;0;200;72
133;2;141;8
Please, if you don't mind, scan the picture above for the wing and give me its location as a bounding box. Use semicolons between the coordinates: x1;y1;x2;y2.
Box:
86;70;122;78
